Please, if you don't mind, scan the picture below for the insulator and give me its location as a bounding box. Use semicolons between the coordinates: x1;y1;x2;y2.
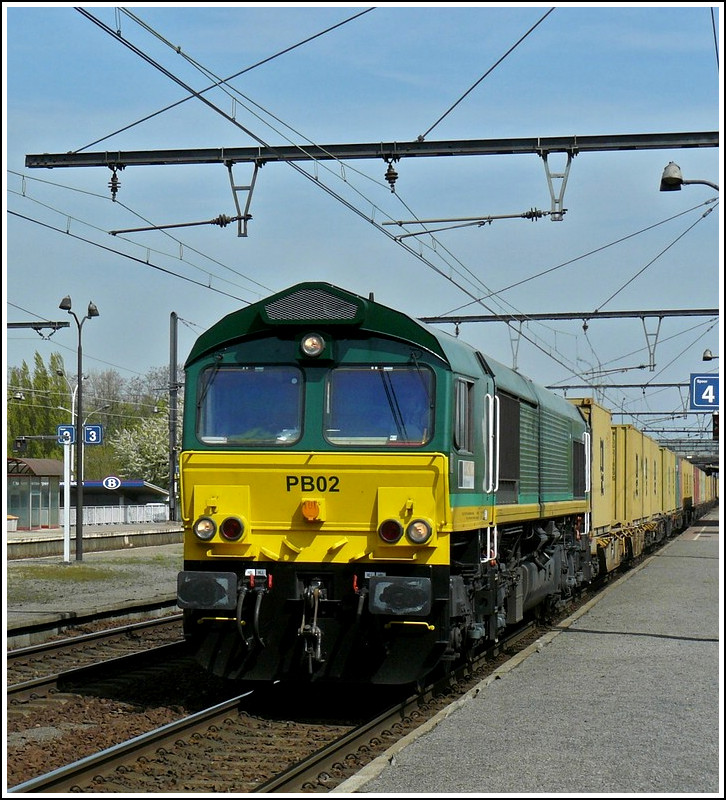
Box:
385;161;398;193
108;169;120;201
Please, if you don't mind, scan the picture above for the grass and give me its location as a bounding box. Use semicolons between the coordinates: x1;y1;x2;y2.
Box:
6;547;184;605
9;563;118;583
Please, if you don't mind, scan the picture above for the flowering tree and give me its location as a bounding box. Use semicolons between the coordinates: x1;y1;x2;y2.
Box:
108;408;178;488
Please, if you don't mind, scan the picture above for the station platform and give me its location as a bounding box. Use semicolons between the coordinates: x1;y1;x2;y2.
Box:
5;521;183;560
339;507;722;795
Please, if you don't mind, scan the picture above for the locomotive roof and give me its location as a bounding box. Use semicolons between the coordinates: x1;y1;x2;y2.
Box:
185;282;449;366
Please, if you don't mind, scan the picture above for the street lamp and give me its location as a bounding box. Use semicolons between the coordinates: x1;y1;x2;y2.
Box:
59;296;99;561
56;369;83;480
702;349;719;361
659;162;719;192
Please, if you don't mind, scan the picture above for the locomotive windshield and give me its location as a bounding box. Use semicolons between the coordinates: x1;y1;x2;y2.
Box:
324;365;434;445
195;363;434;447
197;365;303;445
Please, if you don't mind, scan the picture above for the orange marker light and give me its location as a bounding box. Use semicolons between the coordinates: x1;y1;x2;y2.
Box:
302;500;321;521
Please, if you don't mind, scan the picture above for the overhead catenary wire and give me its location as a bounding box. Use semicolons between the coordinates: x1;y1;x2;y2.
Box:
15;9;716;422
594;204;718;312
9;210;250;303
8;176;269;298
73;6;595;382
417;7;556;141
112;6;636;382
70;5;715;377
75;6;376;153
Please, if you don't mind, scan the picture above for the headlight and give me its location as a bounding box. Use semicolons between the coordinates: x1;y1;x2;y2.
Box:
301;333;325;357
220;516;244;541
378;518;403;543
193;516;216;541
406;519;433;545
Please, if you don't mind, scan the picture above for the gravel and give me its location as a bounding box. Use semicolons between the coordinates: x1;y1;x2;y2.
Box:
5;544;184;617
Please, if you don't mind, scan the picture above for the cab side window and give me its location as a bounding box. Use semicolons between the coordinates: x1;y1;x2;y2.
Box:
454;378;474;453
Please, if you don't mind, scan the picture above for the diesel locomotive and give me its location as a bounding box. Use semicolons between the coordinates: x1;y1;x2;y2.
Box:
176;282;716;685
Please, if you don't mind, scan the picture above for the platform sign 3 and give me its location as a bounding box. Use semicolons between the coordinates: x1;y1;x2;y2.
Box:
83;424;104;445
57;424;75;444
689;374;719;410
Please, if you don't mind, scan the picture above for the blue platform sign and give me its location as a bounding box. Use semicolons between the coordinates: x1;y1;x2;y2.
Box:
689;374;719;410
56;425;76;444
57;424;75;444
83;424;103;445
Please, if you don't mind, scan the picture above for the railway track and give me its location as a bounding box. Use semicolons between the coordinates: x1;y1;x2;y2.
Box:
8;623;538;793
7;615;185;692
6;598;180;651
7;541;669;793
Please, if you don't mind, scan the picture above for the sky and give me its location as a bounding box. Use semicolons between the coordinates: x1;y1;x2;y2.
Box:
4;2;722;447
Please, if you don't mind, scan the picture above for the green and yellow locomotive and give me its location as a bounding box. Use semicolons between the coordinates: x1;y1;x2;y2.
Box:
177;282;595;685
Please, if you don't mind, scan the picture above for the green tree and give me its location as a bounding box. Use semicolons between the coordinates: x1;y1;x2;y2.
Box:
9;352;184;499
8;352;69;458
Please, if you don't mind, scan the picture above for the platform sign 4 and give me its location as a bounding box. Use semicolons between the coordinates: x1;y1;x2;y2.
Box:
83;424;103;445
689;374;719;410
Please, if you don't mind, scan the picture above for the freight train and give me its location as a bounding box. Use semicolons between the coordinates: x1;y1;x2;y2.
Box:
176;282;717;685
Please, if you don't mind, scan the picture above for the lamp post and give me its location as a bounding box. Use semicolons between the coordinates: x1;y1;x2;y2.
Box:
702;349;719;362
59;296;99;562
659;162;719;192
56;370;81;480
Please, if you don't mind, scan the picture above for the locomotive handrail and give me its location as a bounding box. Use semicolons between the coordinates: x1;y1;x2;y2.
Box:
487;525;498;562
484;393;500;493
493;395;500;493
584;431;592;494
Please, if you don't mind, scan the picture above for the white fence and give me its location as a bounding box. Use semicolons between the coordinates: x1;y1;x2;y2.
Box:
60;504;170;526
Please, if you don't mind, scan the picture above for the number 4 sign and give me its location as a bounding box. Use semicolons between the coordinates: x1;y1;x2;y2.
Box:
690;374;719;410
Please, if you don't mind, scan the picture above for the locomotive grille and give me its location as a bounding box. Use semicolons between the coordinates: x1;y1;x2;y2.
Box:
264;288;360;322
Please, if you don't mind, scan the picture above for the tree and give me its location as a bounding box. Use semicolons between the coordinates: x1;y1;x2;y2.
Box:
8;353;69;458
8;351;184;493
108;401;182;488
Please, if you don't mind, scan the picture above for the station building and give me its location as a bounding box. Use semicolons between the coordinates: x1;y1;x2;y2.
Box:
6;457;169;531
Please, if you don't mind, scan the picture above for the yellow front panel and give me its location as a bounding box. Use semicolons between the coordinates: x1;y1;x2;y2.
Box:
180;450;452;565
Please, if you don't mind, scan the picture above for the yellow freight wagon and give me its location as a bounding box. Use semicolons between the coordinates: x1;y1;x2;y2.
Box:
568;398;628;574
612;424;648;559
679;456;694;524
659;446;679;532
641;432;659;520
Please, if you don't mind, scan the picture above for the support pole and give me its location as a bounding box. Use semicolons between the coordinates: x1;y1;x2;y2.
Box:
63;441;71;563
169;312;178;522
76;329;84;561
